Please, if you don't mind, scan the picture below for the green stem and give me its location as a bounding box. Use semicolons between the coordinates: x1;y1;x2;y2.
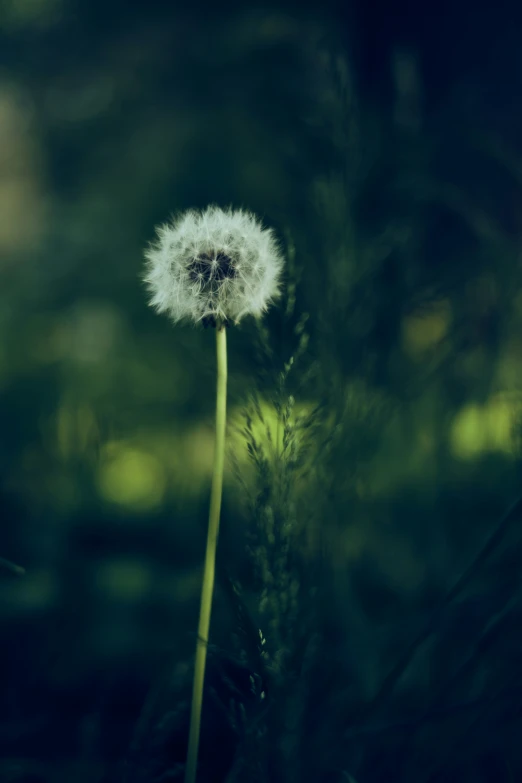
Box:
184;324;228;783
0;556;25;576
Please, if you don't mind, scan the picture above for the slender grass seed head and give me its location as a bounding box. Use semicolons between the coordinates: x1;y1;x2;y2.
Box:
144;205;284;326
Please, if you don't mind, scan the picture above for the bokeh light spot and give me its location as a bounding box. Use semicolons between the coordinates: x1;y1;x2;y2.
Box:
450;394;522;460
97;444;166;511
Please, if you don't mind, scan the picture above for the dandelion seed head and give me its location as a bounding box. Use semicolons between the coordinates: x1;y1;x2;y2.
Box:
144;205;284;326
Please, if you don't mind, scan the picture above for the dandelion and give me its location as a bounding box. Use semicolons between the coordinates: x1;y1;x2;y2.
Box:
144;205;284;327
143;205;283;783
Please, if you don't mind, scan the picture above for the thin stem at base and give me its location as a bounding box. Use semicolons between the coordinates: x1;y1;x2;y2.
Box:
184;324;227;783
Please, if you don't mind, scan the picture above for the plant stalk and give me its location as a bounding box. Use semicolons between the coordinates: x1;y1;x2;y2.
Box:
184;323;227;783
0;556;25;576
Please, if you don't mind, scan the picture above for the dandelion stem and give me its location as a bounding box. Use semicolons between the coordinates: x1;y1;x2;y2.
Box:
185;323;227;783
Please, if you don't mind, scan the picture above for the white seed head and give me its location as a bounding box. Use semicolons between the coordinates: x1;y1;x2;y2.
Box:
143;205;284;326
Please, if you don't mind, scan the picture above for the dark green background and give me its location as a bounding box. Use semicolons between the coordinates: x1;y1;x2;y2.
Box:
1;1;522;781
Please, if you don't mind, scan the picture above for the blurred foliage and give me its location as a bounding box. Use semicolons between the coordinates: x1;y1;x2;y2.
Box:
2;1;522;782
